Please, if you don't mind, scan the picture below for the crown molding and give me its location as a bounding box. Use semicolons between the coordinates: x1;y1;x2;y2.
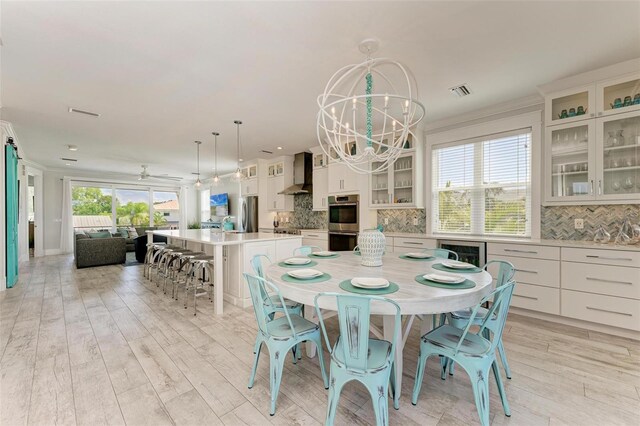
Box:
424;94;543;134
1;120;47;170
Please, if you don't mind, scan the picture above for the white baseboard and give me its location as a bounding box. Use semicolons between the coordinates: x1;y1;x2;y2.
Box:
510;307;640;341
45;248;64;256
223;294;252;309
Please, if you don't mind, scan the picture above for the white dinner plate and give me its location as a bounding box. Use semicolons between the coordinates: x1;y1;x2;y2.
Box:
350;277;390;289
441;260;475;269
405;252;432;259
423;273;465;284
284;257;311;265
287;268;323;279
313;251;336;257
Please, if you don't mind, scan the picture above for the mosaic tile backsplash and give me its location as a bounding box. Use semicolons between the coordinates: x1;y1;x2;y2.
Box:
541;204;640;240
276;194;327;230
377;208;426;233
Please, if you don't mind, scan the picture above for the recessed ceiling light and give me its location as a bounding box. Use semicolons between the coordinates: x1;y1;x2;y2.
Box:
277;146;283;150
239;158;244;162
65;163;71;166
67;144;78;151
68;107;100;117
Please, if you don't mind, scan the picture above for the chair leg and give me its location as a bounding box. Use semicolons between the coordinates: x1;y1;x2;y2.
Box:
291;345;298;364
448;357;455;376
411;348;429;405
492;359;511;416
497;339;512;379
269;349;287;416
389;362;399;410
470;364;491;426
325;374;344;426
368;378;389;426
314;336;329;389
248;340;262;389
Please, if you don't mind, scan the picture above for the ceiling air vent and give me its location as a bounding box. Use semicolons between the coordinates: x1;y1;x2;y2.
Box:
449;84;472;98
68;107;100;117
60;157;77;162
260;149;273;154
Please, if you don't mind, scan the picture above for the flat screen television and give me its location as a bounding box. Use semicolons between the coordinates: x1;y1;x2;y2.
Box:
210;193;229;217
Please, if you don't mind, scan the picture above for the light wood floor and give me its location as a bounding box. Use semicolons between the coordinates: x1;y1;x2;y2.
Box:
1;255;639;426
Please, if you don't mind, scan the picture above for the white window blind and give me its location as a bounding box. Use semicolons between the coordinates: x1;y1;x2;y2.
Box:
432;129;531;237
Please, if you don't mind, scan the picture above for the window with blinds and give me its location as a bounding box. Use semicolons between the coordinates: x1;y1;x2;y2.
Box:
432;129;531;237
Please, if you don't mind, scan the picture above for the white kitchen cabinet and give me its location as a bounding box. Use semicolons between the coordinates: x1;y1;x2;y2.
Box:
242;177;258;196
313;165;328;211
328;162;360;194
543;72;640;204
266;157;294;212
301;230;328;251
267;175;293;211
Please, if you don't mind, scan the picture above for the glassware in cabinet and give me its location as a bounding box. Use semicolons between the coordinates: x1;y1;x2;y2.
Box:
546;122;595;200
545;85;595;126
597;73;640;118
597;111;640;199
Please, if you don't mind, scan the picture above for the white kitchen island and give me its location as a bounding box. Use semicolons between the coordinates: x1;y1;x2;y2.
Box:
149;230;302;315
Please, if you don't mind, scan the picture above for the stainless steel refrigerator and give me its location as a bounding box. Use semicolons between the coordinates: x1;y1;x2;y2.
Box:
235;195;258;233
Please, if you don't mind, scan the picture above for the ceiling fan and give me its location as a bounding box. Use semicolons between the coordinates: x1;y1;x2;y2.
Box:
137;165;182;181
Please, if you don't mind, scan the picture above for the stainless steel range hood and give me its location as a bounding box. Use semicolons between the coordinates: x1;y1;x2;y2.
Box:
279;152;313;195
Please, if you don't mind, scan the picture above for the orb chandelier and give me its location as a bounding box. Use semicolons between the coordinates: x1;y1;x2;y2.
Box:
317;39;425;174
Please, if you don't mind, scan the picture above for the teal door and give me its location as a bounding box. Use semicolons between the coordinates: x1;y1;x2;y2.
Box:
5;144;18;288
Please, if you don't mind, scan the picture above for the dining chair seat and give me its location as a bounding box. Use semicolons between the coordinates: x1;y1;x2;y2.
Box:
423;325;491;356
266;315;319;338
332;336;391;371
449;306;497;321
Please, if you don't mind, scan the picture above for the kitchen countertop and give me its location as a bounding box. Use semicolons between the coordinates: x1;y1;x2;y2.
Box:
381;232;640;252
150;229;302;246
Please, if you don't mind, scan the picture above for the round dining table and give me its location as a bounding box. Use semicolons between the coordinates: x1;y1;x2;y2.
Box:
265;251;493;397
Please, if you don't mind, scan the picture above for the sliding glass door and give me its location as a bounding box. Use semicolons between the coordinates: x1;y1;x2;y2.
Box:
71;186;113;231
115;188;150;227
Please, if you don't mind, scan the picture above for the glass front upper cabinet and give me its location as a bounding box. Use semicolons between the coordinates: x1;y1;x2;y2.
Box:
546;121;595;201
545;85;595;126
596;110;640;201
597;73;640;118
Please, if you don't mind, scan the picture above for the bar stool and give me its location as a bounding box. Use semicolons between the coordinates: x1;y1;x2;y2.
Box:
153;246;183;285
166;250;205;297
184;257;215;316
144;242;166;279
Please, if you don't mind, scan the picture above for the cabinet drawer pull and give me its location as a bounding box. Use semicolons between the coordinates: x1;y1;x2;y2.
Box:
404;242;423;245
504;249;538;254
513;294;538;301
514;268;538;274
585;277;633;285
306;234;319;238
585;255;633;261
586;306;632;317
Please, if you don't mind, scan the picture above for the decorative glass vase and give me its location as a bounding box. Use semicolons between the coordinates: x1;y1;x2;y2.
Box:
593;226;610;244
358;228;386;267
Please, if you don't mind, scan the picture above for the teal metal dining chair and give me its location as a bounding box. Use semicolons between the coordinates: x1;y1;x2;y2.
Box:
250;255;303;359
315;292;401;426
244;273;328;416
293;245;322;256
412;281;515;426
423;248;458;260
445;260;516;379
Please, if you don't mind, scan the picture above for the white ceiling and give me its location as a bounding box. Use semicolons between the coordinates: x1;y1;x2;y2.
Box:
2;1;639;180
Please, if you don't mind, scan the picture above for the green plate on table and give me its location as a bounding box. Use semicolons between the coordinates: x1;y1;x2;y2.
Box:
339;279;399;295
277;260;318;268
432;263;482;273
308;253;340;259
414;274;475;289
399;254;434;261
281;272;332;284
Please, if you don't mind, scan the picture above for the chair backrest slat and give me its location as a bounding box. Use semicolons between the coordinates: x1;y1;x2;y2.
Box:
484;260;515;288
424;248;458;260
244;273;299;339
293;245;321;256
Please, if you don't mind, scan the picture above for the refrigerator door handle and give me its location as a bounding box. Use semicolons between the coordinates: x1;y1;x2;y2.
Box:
242;199;248;231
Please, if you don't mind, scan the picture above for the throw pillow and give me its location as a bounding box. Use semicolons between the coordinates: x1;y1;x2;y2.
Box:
128;227;139;238
118;228;129;238
75;232;89;240
87;231;111;239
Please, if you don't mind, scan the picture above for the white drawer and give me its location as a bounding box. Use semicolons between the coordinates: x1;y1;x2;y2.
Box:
561;247;640;268
561;290;640;331
394;237;437;250
488;255;559;288
300;230;328;241
511;283;560;315
562;262;640;299
487;243;559;260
